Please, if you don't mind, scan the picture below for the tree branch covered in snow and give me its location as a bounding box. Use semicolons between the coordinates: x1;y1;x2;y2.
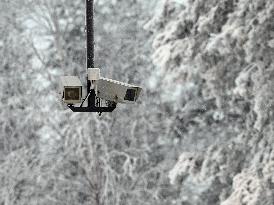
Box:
147;0;274;204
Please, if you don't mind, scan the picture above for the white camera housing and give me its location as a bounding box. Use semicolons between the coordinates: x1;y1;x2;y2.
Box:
88;68;100;81
60;76;83;104
96;77;142;104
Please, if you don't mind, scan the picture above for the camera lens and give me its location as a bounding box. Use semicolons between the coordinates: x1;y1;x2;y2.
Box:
65;88;80;100
124;89;136;101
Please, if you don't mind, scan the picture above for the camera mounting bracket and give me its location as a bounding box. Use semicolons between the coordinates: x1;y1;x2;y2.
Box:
68;88;116;115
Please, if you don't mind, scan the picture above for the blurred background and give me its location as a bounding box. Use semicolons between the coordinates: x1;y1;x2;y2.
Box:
1;0;274;205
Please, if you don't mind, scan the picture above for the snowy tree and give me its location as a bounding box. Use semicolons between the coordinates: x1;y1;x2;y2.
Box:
148;0;274;204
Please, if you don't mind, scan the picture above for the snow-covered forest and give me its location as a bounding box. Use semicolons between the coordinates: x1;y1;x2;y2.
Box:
0;0;274;204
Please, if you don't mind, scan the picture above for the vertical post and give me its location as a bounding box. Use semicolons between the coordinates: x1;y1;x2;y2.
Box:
86;0;94;69
86;0;95;107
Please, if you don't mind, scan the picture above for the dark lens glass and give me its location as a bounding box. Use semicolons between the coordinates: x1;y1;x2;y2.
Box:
124;89;136;101
65;88;80;100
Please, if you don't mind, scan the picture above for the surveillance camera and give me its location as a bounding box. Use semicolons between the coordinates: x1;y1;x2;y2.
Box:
96;77;142;104
59;70;142;113
60;76;83;104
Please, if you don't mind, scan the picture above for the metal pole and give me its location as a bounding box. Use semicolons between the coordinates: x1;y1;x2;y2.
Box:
86;0;94;68
86;0;94;107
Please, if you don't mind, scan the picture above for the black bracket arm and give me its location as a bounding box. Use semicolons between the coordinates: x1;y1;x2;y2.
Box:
67;89;116;113
67;105;116;113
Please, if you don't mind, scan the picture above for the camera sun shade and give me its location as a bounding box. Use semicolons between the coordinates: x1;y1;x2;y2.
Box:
60;76;83;104
96;77;142;104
